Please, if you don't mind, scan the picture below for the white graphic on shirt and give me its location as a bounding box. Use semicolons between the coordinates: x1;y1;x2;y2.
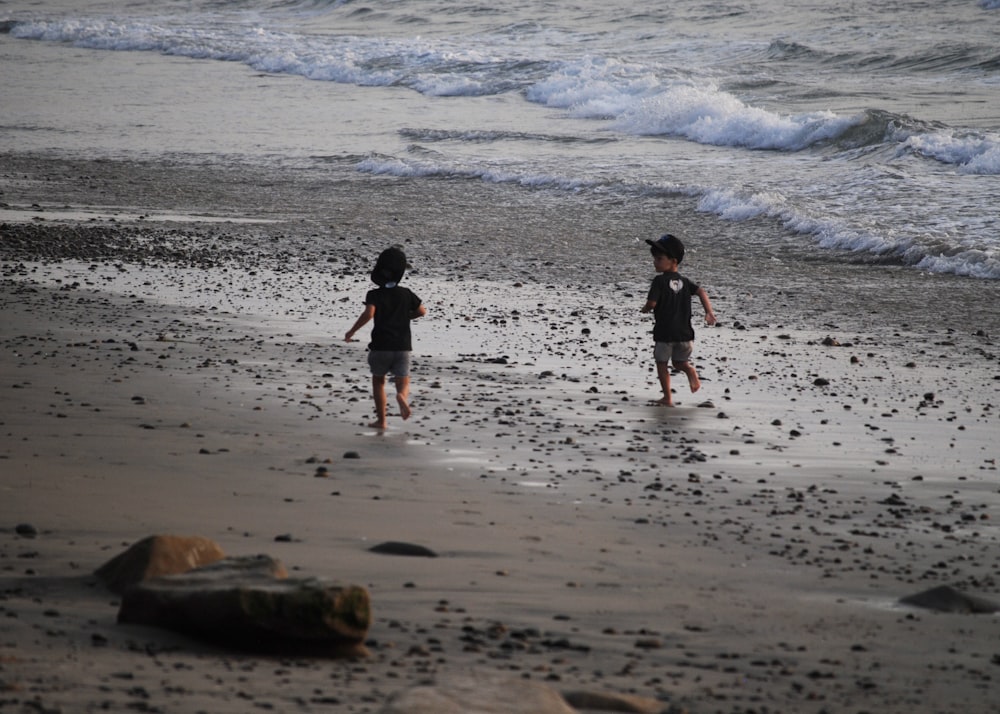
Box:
669;279;682;293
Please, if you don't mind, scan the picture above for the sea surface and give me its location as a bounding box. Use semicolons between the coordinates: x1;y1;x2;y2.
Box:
2;0;999;278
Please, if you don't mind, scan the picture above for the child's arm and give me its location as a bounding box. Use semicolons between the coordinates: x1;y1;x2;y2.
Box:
345;305;375;342
642;280;658;313
411;304;427;320
695;287;716;325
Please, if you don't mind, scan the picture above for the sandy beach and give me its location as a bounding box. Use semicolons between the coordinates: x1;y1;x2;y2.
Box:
2;154;1000;713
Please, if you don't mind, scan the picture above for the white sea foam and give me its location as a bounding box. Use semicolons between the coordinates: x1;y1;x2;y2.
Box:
355;152;1000;279
696;189;783;221
524;55;663;114
6;19;985;159
613;87;856;151
527;60;859;151
902;131;1000;175
355;155;601;193
10;18;527;96
6;0;1000;280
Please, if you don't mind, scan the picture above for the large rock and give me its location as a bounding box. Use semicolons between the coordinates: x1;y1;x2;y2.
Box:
189;553;289;580
379;671;576;714
94;535;226;594
899;585;1000;614
379;672;684;714
118;567;371;657
563;690;685;713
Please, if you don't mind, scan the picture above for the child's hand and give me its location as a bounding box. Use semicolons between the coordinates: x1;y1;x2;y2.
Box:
344;333;355;342
705;313;717;326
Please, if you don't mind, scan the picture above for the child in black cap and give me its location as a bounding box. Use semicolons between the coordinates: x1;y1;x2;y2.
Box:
345;246;427;429
641;233;716;406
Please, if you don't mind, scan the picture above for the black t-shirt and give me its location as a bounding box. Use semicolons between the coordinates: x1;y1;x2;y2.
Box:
646;272;699;342
364;285;422;351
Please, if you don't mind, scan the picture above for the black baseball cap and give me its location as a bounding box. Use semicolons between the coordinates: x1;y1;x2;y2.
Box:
645;233;685;263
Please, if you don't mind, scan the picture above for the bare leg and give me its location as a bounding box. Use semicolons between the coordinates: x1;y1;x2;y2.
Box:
675;360;701;393
394;376;412;420
654;361;674;406
370;375;388;429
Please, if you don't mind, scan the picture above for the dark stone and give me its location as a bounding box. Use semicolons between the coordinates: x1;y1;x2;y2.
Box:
899;585;1000;614
15;523;38;538
563;689;683;713
369;541;438;558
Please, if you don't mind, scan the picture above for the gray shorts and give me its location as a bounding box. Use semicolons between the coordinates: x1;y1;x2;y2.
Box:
654;341;693;364
367;350;411;378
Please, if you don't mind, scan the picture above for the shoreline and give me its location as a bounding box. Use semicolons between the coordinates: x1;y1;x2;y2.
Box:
2;154;999;713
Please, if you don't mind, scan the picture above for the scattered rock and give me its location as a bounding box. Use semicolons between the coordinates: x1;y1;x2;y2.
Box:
369;541;438;558
634;637;663;650
14;523;37;538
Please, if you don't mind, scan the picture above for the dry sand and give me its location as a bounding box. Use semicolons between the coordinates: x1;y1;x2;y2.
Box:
2;155;999;713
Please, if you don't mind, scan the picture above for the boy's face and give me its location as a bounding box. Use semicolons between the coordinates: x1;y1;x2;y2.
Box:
652;252;678;273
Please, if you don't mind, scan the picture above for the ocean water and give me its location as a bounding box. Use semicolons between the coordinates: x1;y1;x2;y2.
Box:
2;0;999;278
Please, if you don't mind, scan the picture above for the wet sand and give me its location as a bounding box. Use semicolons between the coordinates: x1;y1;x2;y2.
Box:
2;154;999;713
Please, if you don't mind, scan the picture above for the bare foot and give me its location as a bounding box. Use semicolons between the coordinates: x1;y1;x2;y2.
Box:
688;372;701;393
396;394;411;420
652;396;674;407
368;420;387;430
